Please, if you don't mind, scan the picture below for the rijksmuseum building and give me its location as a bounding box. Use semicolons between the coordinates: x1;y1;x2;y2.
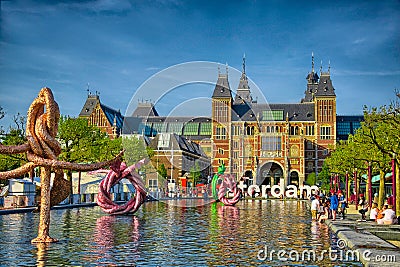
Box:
79;56;363;188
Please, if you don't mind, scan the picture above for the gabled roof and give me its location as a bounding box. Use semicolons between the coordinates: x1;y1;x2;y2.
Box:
315;72;335;97
131;102;159;117
79;94;100;117
212;73;232;99
149;133;207;158
100;103;124;129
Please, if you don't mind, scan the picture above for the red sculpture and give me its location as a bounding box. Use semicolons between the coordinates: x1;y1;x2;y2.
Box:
97;159;147;215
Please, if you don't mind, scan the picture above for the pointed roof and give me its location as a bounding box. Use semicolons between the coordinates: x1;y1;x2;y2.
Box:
315;71;336;97
131;102;159;117
303;52;320;102
79;94;100;118
100;103;124;129
212;73;232;99
234;55;253;105
79;93;124;129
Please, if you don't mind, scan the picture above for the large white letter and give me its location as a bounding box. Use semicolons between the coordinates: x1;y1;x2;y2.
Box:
261;185;271;198
285;185;298;198
247;185;260;197
271;182;285;198
300;185;311;198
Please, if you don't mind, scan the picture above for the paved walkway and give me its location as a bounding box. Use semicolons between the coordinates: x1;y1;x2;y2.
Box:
326;204;400;267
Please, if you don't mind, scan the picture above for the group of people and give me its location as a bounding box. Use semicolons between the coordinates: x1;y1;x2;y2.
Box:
311;190;398;225
310;190;347;223
359;196;398;224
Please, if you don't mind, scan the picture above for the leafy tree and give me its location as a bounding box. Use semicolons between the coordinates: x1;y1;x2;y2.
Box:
157;163;168;179
189;162;202;186
0;128;27;174
121;135;153;165
305;172;316;186
57;116;122;193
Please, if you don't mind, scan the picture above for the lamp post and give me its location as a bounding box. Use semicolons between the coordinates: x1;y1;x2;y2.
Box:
392;153;396;211
355;168;358;210
345;171;349;202
367;162;372;208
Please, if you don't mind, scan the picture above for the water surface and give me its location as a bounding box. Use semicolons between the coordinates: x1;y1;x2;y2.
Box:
0;199;362;266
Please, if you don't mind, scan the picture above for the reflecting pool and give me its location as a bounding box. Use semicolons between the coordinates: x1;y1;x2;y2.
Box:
0;199;362;266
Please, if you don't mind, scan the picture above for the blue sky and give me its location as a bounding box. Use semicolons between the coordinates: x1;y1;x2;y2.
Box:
0;0;399;129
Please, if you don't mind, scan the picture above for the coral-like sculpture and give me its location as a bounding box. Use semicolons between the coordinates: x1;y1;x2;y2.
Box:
217;174;241;206
0;88;122;243
211;164;241;206
97;159;147;215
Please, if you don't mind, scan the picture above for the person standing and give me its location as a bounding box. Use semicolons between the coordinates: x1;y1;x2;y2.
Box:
330;191;339;221
311;195;320;221
338;190;347;220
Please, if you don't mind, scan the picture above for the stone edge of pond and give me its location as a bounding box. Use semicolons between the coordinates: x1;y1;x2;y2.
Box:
326;220;400;267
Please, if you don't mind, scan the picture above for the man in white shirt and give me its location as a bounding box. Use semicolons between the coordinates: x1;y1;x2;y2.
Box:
377;205;397;225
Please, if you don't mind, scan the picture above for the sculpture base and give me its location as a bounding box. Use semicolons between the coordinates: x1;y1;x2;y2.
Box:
31;236;58;243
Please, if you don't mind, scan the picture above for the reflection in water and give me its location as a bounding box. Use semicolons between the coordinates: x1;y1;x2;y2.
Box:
35;242;50;267
0;200;362;266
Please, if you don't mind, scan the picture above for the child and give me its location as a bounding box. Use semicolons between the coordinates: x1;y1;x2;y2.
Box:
369;202;379;221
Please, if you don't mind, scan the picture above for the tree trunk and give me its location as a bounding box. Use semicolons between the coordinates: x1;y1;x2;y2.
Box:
378;170;385;209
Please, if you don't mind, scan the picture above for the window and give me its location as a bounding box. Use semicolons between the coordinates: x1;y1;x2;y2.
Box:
233;151;238;158
233;141;238;149
152;122;167;134
246;125;254;135
158;133;170;148
320;126;331;140
138;123;153;136
305;125;315;136
148;179;158;188
233;163;238;170
218;159;225;165
261;110;284;121
218;148;224;155
168;123;183;134
232;125;241;135
199;122;212;135
290;126;299;135
215;125;227;139
183;123;199;135
307;162;314;171
323;149;329;156
261;136;281;151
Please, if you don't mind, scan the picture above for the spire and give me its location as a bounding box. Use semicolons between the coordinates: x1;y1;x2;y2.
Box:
320;60;323;74
311;51;315;73
225;62;229;76
328;60;331;74
217;64;220;75
234;55;252;104
242;53;246;74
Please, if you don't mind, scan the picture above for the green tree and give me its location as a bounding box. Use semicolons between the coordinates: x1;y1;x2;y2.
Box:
0;128;27;173
0;112;28;175
157;163;168;179
122;135;153;165
57;116;122;193
189;162;202;186
305;172;316;186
